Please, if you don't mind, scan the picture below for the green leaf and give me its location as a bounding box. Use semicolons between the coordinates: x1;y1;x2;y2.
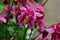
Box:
16;27;25;40
10;0;14;5
7;27;14;35
34;0;44;3
0;25;9;39
9;17;16;24
0;2;6;13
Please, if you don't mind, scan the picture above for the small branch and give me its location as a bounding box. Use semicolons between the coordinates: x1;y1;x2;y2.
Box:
33;33;40;40
43;0;48;6
28;29;33;40
23;27;29;40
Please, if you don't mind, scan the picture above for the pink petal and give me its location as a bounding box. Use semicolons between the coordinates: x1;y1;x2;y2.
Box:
0;14;7;23
34;12;43;17
20;6;27;10
46;27;55;33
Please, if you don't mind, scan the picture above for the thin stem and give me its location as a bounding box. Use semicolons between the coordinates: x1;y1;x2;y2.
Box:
33;33;40;40
0;22;2;28
28;29;33;40
12;0;14;5
43;0;48;6
23;27;29;40
8;24;19;39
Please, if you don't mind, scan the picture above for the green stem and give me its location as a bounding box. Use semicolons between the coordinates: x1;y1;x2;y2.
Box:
43;0;48;6
23;27;28;40
28;29;33;40
33;33;40;40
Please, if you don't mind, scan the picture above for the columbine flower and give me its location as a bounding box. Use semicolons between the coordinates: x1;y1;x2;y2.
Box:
10;37;16;40
40;30;50;40
38;19;47;33
26;2;46;21
14;0;33;5
26;2;46;32
4;5;15;19
17;2;46;28
2;0;10;4
0;14;7;23
15;5;21;17
26;2;45;13
46;23;60;40
17;6;35;28
39;28;53;40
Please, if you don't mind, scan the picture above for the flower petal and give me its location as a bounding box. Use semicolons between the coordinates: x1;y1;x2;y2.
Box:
0;14;7;23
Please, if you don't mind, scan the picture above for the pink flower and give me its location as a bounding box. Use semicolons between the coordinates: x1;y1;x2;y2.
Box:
15;6;21;17
26;2;45;13
17;2;46;28
38;19;47;32
15;0;33;5
0;14;7;23
2;0;10;4
4;5;15;19
40;30;49;40
26;2;46;26
10;37;16;40
46;23;60;40
17;6;35;28
26;2;46;20
38;19;47;27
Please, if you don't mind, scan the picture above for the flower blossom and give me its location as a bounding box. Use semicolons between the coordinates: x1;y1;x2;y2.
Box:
45;23;60;40
26;2;46;32
14;0;33;5
0;14;7;23
15;5;21;17
2;0;10;4
17;2;46;28
4;5;15;19
17;6;35;28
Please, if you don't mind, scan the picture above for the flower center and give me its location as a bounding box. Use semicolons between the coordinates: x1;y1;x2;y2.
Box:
26;0;30;2
24;18;29;24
